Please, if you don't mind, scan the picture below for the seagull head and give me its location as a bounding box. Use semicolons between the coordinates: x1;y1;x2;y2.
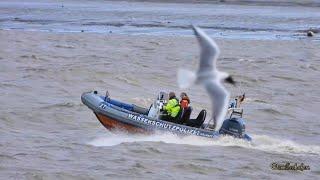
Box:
225;75;236;85
218;71;236;86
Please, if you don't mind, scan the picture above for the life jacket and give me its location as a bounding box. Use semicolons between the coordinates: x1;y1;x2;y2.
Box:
164;97;180;118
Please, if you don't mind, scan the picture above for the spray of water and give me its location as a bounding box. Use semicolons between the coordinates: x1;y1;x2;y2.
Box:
88;131;320;156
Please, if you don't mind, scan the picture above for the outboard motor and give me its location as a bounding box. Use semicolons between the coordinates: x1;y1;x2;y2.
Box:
219;118;246;138
218;107;252;141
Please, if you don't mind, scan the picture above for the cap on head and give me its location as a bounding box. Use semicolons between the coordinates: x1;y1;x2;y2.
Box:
180;92;187;98
169;92;176;99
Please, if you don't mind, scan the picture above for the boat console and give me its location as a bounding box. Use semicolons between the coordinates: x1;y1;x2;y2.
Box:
147;92;168;119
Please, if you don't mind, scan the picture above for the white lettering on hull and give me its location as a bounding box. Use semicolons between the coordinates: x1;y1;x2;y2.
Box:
127;113;215;138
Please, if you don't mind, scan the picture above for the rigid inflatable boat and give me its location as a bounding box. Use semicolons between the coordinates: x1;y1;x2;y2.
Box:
81;91;252;141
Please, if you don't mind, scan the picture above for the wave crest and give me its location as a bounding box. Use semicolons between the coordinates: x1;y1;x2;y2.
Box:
88;132;320;156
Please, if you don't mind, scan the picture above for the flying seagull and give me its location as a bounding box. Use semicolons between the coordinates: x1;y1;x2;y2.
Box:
177;25;235;131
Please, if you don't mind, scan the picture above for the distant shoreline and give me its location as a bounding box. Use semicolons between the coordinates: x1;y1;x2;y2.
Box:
1;0;319;41
103;0;320;7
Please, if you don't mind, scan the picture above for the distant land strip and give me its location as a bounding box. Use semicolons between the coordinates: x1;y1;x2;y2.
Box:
103;0;320;8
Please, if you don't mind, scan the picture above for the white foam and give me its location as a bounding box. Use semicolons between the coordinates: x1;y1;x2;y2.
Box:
250;135;320;155
88;132;320;156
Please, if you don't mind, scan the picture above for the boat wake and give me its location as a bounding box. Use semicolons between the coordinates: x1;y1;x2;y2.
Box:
88;132;320;156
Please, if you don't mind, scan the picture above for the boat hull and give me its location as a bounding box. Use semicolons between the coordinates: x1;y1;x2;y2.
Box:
81;91;251;141
94;112;148;133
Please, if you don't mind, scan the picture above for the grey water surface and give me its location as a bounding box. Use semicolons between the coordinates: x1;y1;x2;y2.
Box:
0;0;320;179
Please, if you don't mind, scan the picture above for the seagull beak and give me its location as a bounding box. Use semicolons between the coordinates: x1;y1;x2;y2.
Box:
240;93;245;102
225;76;236;86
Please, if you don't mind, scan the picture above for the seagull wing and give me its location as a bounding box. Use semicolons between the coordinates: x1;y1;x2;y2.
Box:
192;25;220;73
204;80;230;132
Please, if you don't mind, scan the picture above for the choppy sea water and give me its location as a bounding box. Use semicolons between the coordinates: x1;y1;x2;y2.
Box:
1;0;320;179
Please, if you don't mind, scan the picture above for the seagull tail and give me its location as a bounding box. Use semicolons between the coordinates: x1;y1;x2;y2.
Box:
177;68;196;89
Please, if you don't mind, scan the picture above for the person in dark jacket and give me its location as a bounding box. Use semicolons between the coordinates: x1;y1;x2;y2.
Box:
176;92;192;124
